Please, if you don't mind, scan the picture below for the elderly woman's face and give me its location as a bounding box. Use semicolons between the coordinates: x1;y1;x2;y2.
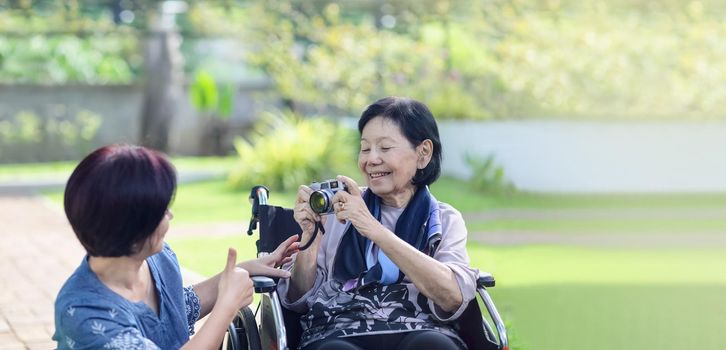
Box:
358;117;420;204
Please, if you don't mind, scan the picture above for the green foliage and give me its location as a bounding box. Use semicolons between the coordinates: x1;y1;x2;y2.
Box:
228;112;357;192
0;2;141;84
465;153;515;195
0;34;137;84
0;109;102;162
218;84;234;118
239;0;726;120
189;70;234;119
244;2;495;119
7;1;726;118
190;70;219;112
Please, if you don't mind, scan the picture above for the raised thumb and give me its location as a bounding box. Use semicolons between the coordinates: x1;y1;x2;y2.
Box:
225;248;237;272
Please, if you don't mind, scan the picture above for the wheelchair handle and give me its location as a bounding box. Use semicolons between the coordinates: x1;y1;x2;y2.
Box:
246;186;270;235
251;276;276;293
478;272;496;288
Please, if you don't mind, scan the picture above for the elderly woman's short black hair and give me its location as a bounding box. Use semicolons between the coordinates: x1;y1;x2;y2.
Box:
64;144;176;257
358;96;443;187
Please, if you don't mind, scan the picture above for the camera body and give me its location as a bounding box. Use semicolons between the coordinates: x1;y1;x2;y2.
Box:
309;179;348;214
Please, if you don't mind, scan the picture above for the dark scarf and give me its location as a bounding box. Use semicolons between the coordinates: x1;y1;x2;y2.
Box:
333;186;442;291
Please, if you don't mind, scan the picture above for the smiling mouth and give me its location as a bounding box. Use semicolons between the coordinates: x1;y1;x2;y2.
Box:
369;172;391;179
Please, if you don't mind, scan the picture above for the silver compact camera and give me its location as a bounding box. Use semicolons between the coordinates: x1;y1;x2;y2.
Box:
309;179;349;214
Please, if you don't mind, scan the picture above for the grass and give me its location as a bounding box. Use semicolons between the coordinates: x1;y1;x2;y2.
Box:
25;154;726;350
167;180;295;224
432;178;726;212
466;244;726;286
467;218;726;234
168;235;261;277
167;238;726;350
491;283;725;350
0;161;76;180
469;244;726;350
42;176;726;227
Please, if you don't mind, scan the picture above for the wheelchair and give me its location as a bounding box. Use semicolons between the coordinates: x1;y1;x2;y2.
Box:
221;186;509;350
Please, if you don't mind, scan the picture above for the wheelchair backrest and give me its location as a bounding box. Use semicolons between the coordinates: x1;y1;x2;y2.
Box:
256;205;302;255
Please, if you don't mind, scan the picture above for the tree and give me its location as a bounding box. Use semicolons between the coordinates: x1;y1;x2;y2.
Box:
139;1;187;152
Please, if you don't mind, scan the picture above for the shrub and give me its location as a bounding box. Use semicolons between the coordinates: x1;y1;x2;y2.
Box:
0;110;102;162
465;153;516;196
228;112;357;192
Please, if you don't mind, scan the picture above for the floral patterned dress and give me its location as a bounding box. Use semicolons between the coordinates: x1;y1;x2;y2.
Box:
278;202;478;349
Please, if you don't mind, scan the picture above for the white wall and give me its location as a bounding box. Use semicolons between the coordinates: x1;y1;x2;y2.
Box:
439;120;726;193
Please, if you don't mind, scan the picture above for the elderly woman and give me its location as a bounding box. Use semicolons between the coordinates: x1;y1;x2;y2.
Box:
278;97;477;350
53;144;299;349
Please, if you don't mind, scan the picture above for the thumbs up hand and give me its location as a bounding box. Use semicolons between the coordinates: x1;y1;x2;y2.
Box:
216;248;253;313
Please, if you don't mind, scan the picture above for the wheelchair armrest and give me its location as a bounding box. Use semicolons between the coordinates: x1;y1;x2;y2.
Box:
477;271;495;288
251;276;277;293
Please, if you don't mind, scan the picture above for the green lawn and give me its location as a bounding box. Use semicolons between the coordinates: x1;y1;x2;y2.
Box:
168;235;261;277
467;217;726;234
27;160;726;224
47;176;726;227
472;244;726;350
167;237;726;350
24;157;726;350
0;160;76;180
432;178;726;212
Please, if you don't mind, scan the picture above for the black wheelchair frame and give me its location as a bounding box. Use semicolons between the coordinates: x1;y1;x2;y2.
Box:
221;186;509;350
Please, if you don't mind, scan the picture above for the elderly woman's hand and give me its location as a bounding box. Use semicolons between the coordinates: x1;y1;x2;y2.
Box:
333;175;384;239
293;184;325;234
238;235;299;278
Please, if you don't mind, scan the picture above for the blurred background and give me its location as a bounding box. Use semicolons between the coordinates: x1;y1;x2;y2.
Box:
1;0;725;349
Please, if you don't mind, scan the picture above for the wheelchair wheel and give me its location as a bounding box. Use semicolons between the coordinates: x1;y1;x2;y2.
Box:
221;306;261;350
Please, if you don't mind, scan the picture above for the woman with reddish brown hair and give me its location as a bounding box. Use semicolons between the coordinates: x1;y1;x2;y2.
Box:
53;144;299;350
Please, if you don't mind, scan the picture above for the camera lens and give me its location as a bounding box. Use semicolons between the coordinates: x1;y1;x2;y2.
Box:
310;190;332;214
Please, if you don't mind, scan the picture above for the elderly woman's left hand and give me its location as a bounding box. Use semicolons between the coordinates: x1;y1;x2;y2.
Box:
237;235;300;278
332;175;384;239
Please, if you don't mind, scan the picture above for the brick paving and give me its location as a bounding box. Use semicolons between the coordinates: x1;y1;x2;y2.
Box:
0;194;78;349
0;194;203;349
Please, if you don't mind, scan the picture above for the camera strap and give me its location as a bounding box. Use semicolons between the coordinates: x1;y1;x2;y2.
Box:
299;220;325;251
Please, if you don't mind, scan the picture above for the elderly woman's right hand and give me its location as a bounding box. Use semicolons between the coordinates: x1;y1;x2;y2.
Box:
293;185;325;241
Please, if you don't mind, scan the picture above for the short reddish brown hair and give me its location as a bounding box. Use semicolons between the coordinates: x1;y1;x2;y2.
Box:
64;144;176;257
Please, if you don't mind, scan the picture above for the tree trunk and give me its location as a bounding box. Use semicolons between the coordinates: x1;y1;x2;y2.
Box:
139;17;184;152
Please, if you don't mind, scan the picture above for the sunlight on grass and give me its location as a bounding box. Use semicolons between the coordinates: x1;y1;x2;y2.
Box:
467;244;726;287
40;175;726;223
0;161;76;180
470;245;726;350
169;180;298;224
169;239;726;350
467;218;726;234
432;177;726;212
30;157;726;350
490;283;726;350
170;239;726;287
167;235;260;277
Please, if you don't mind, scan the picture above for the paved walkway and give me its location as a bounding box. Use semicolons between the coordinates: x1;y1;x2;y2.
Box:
0;194;79;349
0;194;203;349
